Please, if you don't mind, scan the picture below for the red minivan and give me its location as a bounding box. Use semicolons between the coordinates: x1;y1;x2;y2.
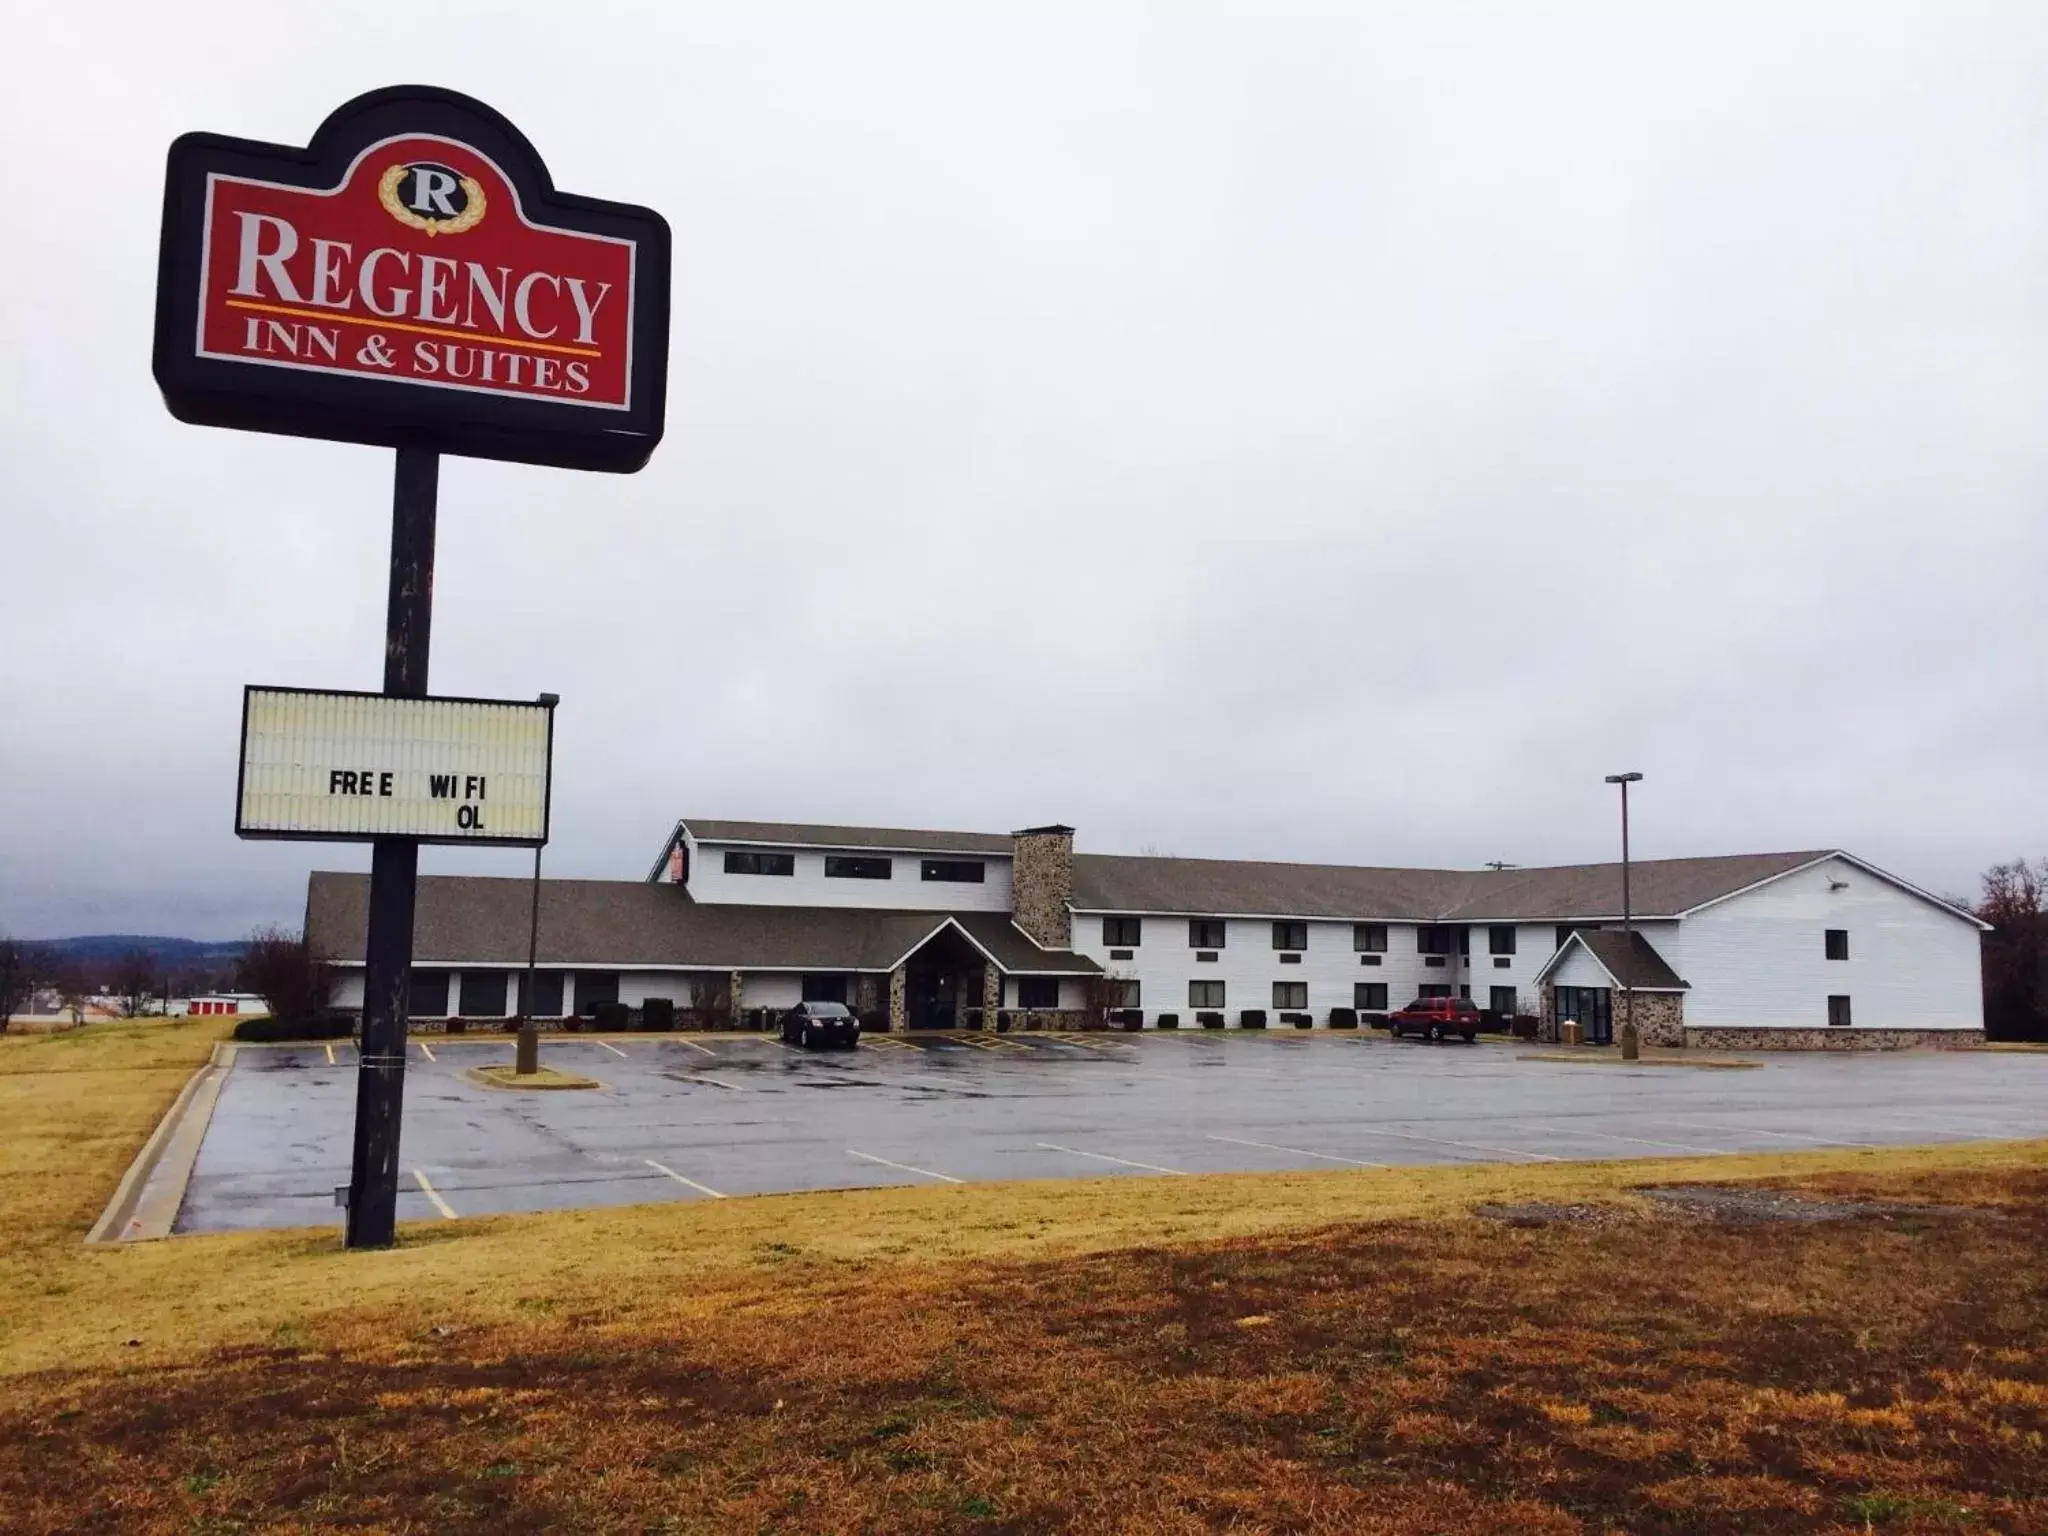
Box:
1388;996;1481;1042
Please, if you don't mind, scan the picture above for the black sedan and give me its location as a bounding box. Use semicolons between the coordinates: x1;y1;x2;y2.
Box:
780;1000;861;1049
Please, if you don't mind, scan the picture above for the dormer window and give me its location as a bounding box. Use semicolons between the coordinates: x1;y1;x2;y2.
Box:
724;851;794;876
922;859;985;883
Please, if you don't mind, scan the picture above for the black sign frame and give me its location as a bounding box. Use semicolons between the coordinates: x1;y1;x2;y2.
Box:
153;84;670;474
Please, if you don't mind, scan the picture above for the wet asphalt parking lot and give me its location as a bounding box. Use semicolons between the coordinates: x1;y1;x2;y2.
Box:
174;1032;2048;1233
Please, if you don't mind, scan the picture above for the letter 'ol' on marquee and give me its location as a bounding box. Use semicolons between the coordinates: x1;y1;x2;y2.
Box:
152;85;670;473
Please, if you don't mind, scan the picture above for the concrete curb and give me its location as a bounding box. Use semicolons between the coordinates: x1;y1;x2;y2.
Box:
84;1041;236;1245
1516;1052;1763;1070
464;1063;603;1091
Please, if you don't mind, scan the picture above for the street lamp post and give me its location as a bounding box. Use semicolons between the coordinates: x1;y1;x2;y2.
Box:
1603;772;1643;1059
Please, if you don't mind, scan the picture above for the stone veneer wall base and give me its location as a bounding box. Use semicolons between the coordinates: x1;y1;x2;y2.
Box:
1686;1027;1985;1051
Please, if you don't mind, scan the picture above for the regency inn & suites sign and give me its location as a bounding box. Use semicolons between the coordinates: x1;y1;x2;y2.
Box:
153;85;669;472
153;86;671;1247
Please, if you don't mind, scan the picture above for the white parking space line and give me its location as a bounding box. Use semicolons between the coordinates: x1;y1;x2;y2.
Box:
846;1149;964;1184
644;1159;727;1198
411;1169;457;1219
324;1042;336;1065
677;1073;748;1091
1206;1133;1390;1168
1666;1119;1880;1149
1523;1124;1730;1156
1036;1142;1186;1175
417;1040;436;1063
1856;1119;2036;1142
596;1040;630;1058
1354;1126;1563;1162
675;1039;716;1056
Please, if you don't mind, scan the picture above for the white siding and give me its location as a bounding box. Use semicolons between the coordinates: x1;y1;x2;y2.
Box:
1472;924;1564;1016
1071;914;1700;1024
1679;856;1982;1031
682;837;1014;912
1548;944;1613;990
1466;925;1605;1024
734;973;805;1010
335;966;829;1016
575;970;808;1009
1074;916;1453;1022
1000;977;1087;1010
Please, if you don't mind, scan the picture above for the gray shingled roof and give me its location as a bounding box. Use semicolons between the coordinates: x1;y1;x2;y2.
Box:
305;873;1096;974
680;819;1013;855
952;914;1101;976
1538;929;1689;990
1071;849;1832;922
670;819;1862;925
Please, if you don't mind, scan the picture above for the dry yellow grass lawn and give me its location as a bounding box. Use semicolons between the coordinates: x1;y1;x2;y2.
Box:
1;1022;2044;1532
0;1014;232;1242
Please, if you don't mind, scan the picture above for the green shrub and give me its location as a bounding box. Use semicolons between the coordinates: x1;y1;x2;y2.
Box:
231;1012;353;1043
1328;1007;1359;1029
1155;1013;1179;1029
1238;1009;1268;1030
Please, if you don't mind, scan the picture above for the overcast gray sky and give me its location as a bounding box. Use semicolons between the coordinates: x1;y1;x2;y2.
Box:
4;3;2046;938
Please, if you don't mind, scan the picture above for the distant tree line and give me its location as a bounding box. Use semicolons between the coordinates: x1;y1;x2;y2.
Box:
1973;859;2048;1041
0;927;328;1031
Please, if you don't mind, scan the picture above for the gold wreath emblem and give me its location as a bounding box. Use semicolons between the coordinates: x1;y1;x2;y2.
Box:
377;164;487;236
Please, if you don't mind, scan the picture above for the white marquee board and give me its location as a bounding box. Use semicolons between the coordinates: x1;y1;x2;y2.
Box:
236;686;554;845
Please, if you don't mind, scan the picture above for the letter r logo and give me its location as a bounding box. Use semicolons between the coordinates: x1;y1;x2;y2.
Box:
409;167;460;216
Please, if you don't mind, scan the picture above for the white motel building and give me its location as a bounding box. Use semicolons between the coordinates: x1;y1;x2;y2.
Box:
308;819;1989;1049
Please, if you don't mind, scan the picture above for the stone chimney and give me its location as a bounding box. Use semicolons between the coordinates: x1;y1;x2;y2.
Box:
1010;824;1075;950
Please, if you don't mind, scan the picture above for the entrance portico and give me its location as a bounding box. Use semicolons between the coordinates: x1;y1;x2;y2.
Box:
1536;930;1689;1045
899;924;988;1029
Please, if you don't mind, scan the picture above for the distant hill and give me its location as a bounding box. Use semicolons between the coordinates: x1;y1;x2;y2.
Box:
30;936;249;968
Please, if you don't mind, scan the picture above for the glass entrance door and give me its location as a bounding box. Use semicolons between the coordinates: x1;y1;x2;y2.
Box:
1556;986;1613;1045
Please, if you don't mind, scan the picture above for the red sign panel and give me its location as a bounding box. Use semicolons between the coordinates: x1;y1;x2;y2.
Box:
199;134;635;410
155;88;669;473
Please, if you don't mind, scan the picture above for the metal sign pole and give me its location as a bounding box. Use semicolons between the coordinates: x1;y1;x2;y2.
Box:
517;842;542;1075
344;445;438;1249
